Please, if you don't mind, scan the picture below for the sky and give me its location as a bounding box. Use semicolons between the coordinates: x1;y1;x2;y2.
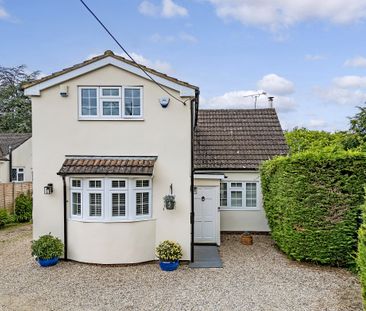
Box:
1;0;366;132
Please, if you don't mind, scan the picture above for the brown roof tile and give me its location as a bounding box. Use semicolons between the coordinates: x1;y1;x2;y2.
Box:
58;156;157;176
23;50;198;90
193;109;288;170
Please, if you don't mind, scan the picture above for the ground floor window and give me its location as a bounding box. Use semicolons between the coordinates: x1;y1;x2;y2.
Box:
220;181;258;210
70;177;152;221
11;167;24;182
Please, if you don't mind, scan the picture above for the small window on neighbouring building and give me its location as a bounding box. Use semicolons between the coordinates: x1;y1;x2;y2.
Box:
11;167;24;182
246;183;257;208
220;182;227;206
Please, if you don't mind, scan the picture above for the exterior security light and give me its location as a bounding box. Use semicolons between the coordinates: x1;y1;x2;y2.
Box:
44;183;54;194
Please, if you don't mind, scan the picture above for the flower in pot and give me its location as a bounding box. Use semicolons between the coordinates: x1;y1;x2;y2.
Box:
163;194;176;210
156;240;183;271
31;233;64;267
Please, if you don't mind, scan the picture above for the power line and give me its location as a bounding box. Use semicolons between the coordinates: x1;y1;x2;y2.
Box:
79;0;190;106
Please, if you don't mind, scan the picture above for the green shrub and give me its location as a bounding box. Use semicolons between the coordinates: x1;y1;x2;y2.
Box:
357;203;366;309
31;234;64;260
15;193;32;222
0;209;9;228
261;151;366;266
156;240;183;261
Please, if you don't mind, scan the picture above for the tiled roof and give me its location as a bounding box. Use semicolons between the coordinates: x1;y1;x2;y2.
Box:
23;50;198;90
0;133;32;160
57;156;157;176
193;109;288;170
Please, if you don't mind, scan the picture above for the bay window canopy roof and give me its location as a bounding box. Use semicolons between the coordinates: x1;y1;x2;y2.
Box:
57;156;157;176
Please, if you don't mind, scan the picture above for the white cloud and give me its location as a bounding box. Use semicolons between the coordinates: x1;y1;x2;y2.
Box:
87;52;173;74
316;86;366;106
344;56;366;68
208;0;366;30
0;5;10;20
138;1;159;16
200;90;296;112
308;119;328;128
138;0;188;18
162;0;188;17
305;54;326;61
257;74;294;95
150;32;198;44
333;75;366;89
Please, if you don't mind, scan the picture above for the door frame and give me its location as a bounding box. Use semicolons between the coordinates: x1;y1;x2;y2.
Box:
194;185;220;246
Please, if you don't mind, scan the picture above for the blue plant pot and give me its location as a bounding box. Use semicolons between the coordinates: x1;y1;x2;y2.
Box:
159;260;179;271
38;257;59;267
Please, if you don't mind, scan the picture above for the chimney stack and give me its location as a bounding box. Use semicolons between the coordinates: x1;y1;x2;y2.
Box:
268;96;274;108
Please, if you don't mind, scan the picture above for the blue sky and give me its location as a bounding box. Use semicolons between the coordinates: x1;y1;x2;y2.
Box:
1;0;366;131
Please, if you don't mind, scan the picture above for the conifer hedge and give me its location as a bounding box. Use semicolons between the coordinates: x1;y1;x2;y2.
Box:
357;204;366;309
261;151;366;266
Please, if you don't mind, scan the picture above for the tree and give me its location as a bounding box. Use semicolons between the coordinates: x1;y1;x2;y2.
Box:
0;65;39;133
349;105;366;145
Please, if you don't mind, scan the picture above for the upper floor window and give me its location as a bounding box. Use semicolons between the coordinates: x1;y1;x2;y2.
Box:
79;86;143;120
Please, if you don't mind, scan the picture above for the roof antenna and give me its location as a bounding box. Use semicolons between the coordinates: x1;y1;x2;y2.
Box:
243;91;267;109
268;96;274;108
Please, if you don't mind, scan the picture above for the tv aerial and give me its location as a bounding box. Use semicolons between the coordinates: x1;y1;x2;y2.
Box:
243;91;267;109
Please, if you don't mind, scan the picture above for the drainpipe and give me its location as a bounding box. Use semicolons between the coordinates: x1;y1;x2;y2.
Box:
62;176;68;260
8;146;12;182
190;89;200;262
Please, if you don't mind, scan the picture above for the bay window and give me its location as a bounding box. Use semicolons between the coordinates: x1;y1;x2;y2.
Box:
220;181;259;210
70;177;151;221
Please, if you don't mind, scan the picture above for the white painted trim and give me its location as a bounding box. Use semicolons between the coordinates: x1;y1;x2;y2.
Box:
220;180;260;210
24;56;196;97
194;174;225;180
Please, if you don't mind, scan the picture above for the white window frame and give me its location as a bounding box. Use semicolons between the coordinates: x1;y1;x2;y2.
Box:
122;86;144;119
11;167;25;182
69;177;152;222
220;180;260;211
78;86;144;120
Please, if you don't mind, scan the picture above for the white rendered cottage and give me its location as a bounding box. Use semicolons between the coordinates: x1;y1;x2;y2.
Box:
24;51;287;264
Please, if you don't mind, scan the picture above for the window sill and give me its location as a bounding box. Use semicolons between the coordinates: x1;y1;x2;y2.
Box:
69;217;155;223
220;208;260;211
78;117;145;121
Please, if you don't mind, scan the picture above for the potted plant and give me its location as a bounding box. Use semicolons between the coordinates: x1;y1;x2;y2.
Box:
156;240;183;271
31;233;64;267
163;194;176;210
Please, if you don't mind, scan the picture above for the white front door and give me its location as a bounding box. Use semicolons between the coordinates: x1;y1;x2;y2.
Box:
194;187;219;244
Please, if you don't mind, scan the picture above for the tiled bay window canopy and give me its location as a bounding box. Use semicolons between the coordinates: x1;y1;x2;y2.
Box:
57;156;157;176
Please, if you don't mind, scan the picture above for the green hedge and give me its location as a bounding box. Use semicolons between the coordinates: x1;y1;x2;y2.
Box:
15;193;32;223
261;151;366;266
357;203;366;309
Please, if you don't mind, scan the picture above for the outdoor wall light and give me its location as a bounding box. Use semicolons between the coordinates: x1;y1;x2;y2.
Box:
44;183;54;194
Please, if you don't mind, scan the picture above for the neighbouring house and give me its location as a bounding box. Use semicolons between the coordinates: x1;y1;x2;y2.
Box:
24;50;287;264
0;133;32;183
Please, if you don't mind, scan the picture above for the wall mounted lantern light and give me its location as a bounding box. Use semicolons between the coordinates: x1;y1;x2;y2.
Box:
44;183;54;194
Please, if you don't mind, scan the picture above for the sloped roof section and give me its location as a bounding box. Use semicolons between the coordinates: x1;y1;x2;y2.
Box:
58;156;157;176
23;50;198;91
0;133;32;160
194;109;288;170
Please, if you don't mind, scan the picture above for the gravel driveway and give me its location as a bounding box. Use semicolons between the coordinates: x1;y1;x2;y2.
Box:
0;224;362;311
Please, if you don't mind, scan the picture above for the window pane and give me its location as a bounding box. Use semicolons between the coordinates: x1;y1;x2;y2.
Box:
246;183;257;208
102;101;120;116
72;180;81;188
231;182;242;188
111;180;126;188
11;169;17;181
81;88;97;116
220;182;227;206
136;192;149;215
18;173;24;182
89;193;102;216
89;180;102;188
231;191;242;207
102;88;119;96
72;192;81;216
124;88;141;116
112;193;126;217
136;180;149;188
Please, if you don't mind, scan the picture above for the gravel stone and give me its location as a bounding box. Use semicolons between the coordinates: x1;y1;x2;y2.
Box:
0;225;362;311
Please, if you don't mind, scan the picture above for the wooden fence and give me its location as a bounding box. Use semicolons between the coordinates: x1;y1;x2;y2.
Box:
0;182;32;213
